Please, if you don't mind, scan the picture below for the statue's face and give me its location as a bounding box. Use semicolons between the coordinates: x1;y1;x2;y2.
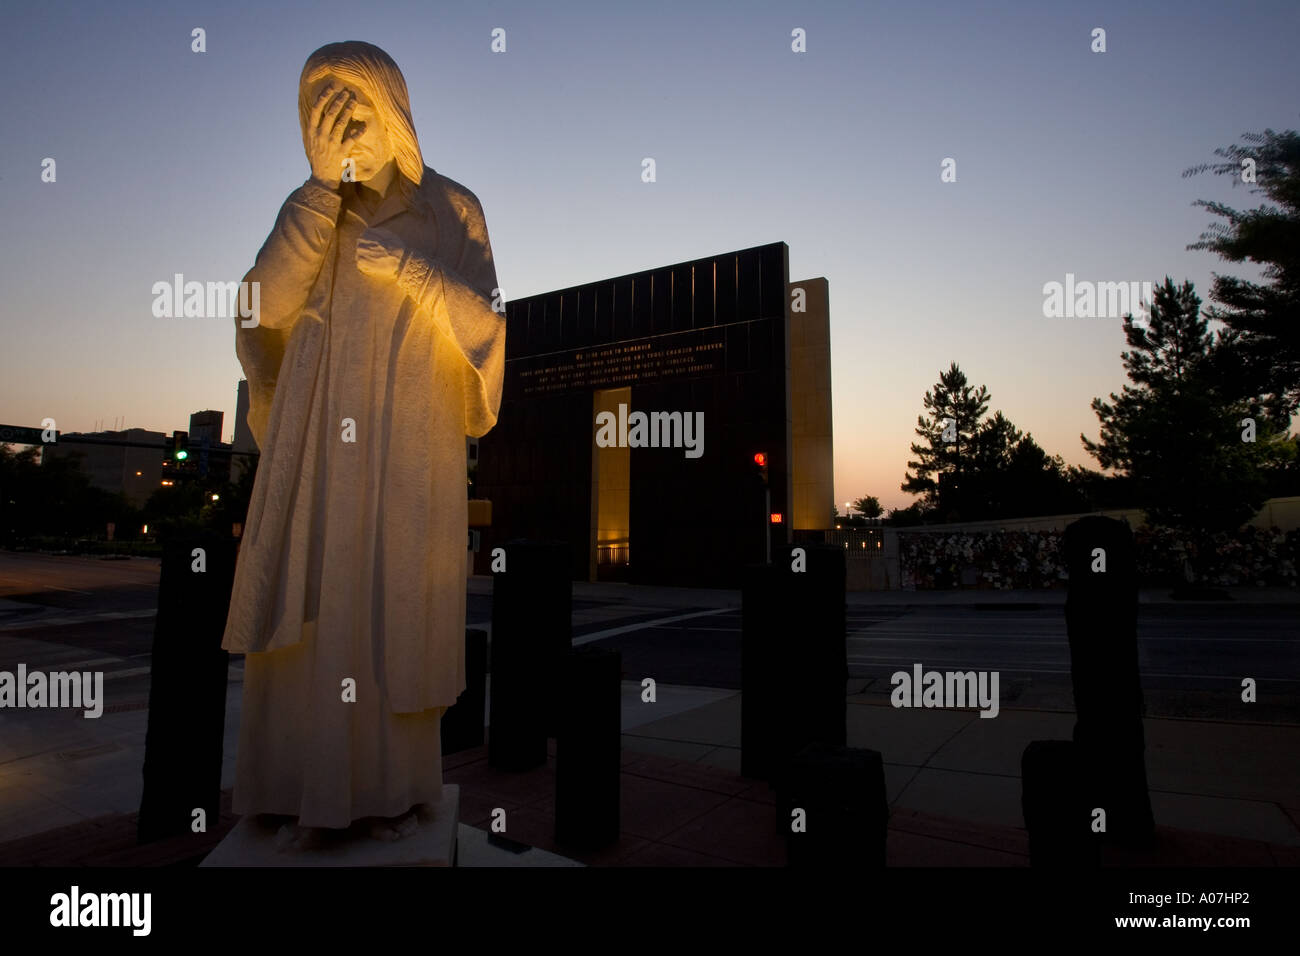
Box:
311;73;395;183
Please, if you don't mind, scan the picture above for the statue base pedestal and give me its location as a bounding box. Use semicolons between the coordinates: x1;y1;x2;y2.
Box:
200;785;460;867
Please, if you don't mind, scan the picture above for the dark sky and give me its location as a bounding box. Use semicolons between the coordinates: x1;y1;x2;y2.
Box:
2;0;1296;508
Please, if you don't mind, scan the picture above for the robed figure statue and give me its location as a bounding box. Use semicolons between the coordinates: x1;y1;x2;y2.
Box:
222;41;505;840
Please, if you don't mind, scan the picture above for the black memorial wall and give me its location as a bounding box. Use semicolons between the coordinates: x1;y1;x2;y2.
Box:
474;242;793;587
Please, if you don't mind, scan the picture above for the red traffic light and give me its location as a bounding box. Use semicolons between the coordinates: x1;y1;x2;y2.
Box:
753;452;767;467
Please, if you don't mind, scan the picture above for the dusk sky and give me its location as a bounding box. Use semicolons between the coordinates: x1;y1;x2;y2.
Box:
2;0;1296;511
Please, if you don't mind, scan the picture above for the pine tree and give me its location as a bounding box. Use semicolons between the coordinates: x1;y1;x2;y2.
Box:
1082;278;1293;534
904;364;1089;521
1184;127;1300;418
901;362;990;518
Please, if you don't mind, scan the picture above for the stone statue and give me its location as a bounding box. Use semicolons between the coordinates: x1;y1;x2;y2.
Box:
222;41;505;846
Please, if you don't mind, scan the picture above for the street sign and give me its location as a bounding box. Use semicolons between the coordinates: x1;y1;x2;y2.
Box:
0;424;54;445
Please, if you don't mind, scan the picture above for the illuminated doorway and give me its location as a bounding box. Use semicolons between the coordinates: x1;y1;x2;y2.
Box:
591;387;630;581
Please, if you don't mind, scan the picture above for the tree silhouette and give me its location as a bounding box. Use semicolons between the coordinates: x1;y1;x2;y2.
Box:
1184;126;1300;418
904;363;1089;521
1082;278;1293;535
901;362;989;518
852;495;883;518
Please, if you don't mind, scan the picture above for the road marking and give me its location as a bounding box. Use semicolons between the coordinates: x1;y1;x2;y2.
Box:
23;656;129;670
851;633;1065;642
0;608;157;631
850;632;1294;643
849;657;1066;668
847;658;1300;682
572;608;731;646
644;625;740;632
101;667;151;681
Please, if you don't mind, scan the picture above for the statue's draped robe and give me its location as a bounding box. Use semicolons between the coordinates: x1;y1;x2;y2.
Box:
222;169;504;827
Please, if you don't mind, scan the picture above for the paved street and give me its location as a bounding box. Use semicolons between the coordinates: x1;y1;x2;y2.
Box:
2;551;1295;727
846;605;1300;722
0;552;162;718
583;603;1300;723
0;551;1296;853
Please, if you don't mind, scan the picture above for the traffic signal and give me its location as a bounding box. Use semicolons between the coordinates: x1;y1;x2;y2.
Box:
752;451;769;486
172;430;189;461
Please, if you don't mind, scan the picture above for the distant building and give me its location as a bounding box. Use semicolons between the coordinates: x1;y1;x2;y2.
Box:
171;409;231;484
234;381;254;450
42;428;165;508
189;409;224;444
233;380;258;479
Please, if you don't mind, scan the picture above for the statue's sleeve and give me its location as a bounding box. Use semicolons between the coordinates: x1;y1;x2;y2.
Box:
395;191;506;438
234;179;342;447
246;179;341;328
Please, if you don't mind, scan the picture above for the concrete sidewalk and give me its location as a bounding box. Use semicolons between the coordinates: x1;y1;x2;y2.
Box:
3;674;1296;866
619;682;1300;850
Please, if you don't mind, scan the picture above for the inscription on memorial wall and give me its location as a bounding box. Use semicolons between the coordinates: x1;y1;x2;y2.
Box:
512;327;727;397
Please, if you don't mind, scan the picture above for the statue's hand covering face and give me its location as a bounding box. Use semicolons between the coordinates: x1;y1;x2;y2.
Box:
222;41;506;830
297;43;423;191
302;73;396;187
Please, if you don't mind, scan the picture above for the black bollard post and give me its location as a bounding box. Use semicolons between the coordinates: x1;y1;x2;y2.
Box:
741;562;779;780
442;628;488;755
1063;515;1155;847
555;645;622;849
489;539;571;771
741;544;847;780
138;532;236;843
779;742;888;866
1021;739;1100;866
792;544;848;754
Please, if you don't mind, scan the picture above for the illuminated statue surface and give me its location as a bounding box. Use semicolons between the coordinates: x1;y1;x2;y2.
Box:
222;41;504;840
